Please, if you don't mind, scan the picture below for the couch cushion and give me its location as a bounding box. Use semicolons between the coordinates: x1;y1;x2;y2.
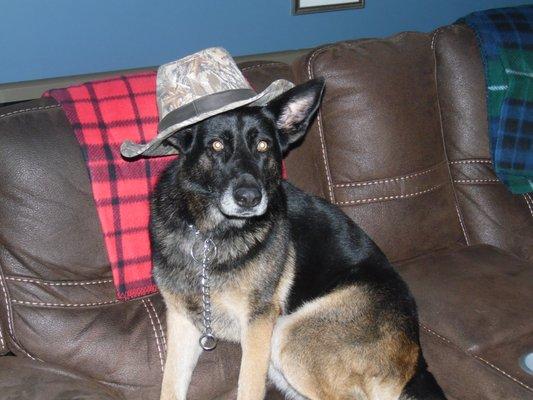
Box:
291;33;466;263
0;356;125;400
434;24;533;262
240;60;294;93
395;244;533;400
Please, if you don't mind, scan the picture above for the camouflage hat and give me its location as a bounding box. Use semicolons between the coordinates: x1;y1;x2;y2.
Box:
120;47;295;158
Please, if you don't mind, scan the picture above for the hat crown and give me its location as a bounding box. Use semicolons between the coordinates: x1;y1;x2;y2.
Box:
157;47;252;118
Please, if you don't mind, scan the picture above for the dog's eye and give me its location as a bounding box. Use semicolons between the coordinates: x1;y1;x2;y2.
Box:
257;140;269;152
211;140;224;152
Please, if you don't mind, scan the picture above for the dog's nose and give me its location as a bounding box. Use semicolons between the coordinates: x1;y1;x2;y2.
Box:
233;187;262;208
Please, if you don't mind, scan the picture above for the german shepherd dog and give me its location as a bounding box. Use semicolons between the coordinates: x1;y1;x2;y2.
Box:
151;78;446;400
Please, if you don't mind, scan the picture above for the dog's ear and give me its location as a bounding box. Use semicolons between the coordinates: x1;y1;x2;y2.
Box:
164;128;196;154
266;77;325;152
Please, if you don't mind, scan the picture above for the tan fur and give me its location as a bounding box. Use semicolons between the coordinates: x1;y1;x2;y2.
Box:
270;287;419;400
238;314;278;400
233;249;295;399
274;247;296;311
159;292;202;400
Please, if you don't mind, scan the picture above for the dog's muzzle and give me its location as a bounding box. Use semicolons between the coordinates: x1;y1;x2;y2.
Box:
219;175;268;217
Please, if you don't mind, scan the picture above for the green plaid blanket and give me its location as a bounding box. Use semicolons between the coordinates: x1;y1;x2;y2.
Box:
463;5;533;194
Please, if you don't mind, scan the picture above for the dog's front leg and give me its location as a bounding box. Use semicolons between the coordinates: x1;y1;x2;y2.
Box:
237;313;277;400
160;307;202;400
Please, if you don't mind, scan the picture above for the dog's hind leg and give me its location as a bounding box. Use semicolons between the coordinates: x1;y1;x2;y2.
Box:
271;288;418;400
270;316;328;400
160;300;202;400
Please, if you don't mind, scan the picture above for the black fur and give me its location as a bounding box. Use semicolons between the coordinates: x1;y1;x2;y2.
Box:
150;78;446;399
400;356;448;399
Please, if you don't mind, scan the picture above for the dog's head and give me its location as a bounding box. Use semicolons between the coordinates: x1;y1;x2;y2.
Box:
166;78;325;219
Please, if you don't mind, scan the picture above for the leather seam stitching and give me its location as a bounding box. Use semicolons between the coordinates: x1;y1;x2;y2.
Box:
307;47;335;203
0;266;39;360
523;193;533;218
333;162;445;188
0;309;4;350
431;29;470;245
5;276;113;286
142;299;164;372
11;299;120;307
147;297;167;352
449;159;492;165
334;183;444;205
421;324;533;392
430;27;445;50
240;62;286;72
0;104;60;121
453;179;500;184
0;274;10;353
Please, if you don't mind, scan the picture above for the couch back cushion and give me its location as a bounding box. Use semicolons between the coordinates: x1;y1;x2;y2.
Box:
291;33;467;262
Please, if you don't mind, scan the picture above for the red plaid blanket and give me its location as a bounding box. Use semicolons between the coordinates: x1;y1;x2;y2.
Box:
45;72;170;300
45;71;287;301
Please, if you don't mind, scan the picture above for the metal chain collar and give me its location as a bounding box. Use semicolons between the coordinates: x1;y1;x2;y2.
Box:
189;226;218;351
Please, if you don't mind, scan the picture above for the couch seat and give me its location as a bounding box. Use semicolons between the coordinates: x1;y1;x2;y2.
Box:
396;244;533;400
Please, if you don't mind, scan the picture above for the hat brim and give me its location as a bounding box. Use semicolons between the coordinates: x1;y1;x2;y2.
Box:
120;79;294;158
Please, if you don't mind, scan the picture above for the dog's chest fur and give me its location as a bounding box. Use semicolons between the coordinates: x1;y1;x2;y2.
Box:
153;215;294;341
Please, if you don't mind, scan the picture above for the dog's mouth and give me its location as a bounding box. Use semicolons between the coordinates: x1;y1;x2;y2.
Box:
218;186;268;218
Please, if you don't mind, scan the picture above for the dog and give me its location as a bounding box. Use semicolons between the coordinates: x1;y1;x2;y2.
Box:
150;78;446;400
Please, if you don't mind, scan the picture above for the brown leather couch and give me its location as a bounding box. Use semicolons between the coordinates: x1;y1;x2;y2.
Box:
1;23;532;400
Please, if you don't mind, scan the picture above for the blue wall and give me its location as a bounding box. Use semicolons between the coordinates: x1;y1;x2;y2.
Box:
0;0;525;84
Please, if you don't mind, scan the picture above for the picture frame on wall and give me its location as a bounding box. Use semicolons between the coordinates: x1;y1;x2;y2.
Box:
293;0;365;15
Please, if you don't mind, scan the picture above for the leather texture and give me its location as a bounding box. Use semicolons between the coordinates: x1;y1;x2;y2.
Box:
0;354;283;400
397;245;533;400
0;356;125;400
434;24;533;261
1;27;532;400
291;33;466;263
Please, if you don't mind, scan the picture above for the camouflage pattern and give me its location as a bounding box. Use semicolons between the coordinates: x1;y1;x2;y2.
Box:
157;47;252;116
120;47;294;158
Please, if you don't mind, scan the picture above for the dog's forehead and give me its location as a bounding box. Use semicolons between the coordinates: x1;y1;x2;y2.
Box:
201;108;274;139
